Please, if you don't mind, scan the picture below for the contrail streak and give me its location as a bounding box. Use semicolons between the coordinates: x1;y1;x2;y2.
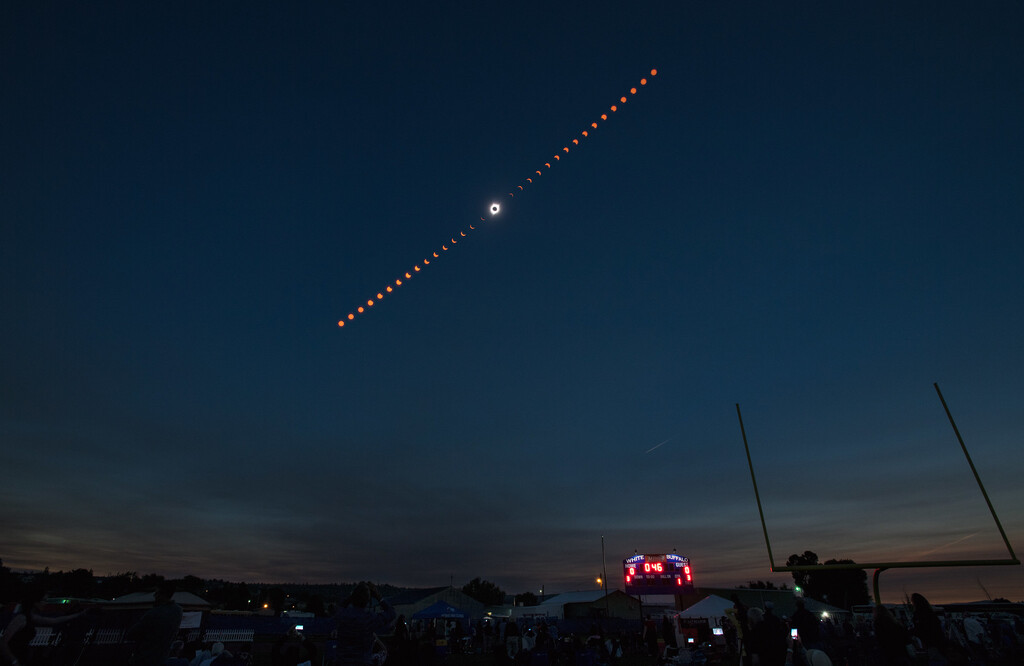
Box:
918;532;981;557
645;438;672;454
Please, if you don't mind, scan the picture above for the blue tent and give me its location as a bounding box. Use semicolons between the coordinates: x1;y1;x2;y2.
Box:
411;601;470;620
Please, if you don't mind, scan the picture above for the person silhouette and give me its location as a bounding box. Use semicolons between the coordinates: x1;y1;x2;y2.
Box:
1;586;89;666
333;582;396;665
125;580;183;666
910;593;948;665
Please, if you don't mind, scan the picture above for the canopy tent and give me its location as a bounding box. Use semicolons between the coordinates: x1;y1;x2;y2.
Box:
679;595;736;625
411;601;470;621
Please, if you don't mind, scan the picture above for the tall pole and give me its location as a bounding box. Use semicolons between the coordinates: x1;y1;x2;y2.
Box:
934;383;1018;562
737;404;777;569
602;535;610;617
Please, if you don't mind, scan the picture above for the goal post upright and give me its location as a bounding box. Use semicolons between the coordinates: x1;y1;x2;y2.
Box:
737;384;1019;605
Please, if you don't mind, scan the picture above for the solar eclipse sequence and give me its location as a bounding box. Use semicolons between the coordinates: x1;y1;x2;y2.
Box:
337;69;658;329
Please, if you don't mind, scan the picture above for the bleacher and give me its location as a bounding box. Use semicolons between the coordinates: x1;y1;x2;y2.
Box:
27;626;54;647
202;628;255;643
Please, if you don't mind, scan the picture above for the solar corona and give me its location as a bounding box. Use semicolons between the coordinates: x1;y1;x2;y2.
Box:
337;68;658;329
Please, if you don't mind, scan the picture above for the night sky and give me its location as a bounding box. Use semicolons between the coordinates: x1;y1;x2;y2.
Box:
3;2;1023;604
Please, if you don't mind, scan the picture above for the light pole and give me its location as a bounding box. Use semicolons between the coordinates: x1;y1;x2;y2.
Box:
601;535;610;617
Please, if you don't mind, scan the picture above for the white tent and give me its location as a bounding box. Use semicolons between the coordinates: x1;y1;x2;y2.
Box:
678;595;735;626
109;591;211;611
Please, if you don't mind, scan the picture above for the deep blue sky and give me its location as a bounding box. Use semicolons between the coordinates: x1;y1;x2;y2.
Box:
3;2;1023;603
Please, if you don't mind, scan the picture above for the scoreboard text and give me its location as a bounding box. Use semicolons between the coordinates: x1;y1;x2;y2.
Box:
623;553;694;595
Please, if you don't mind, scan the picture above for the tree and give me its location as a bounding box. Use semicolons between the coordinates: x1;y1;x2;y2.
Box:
786;551;819;590
54;569;96;599
306;594;326;617
178;575;205;595
212;581;253;611
815;559;869;610
741;581;782;590
265;587;286;616
786;552;869;610
514;591;538;606
139;573;165;590
462;578;506;606
0;559;19;603
96;572;140;600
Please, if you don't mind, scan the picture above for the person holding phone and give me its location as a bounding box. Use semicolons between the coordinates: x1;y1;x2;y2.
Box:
272;625;316;666
334;582;396;665
791;599;824;653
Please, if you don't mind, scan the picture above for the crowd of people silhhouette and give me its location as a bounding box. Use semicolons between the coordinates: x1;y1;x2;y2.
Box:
722;592;1023;666
3;571;1023;665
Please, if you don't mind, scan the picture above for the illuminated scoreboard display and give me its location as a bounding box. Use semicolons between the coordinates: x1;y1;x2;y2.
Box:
623;553;694;595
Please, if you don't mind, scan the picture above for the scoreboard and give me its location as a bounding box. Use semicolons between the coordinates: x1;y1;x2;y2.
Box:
623;553;694;595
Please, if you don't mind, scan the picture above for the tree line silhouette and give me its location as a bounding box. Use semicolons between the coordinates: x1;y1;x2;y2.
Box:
0;559;398;615
2;552;874;613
